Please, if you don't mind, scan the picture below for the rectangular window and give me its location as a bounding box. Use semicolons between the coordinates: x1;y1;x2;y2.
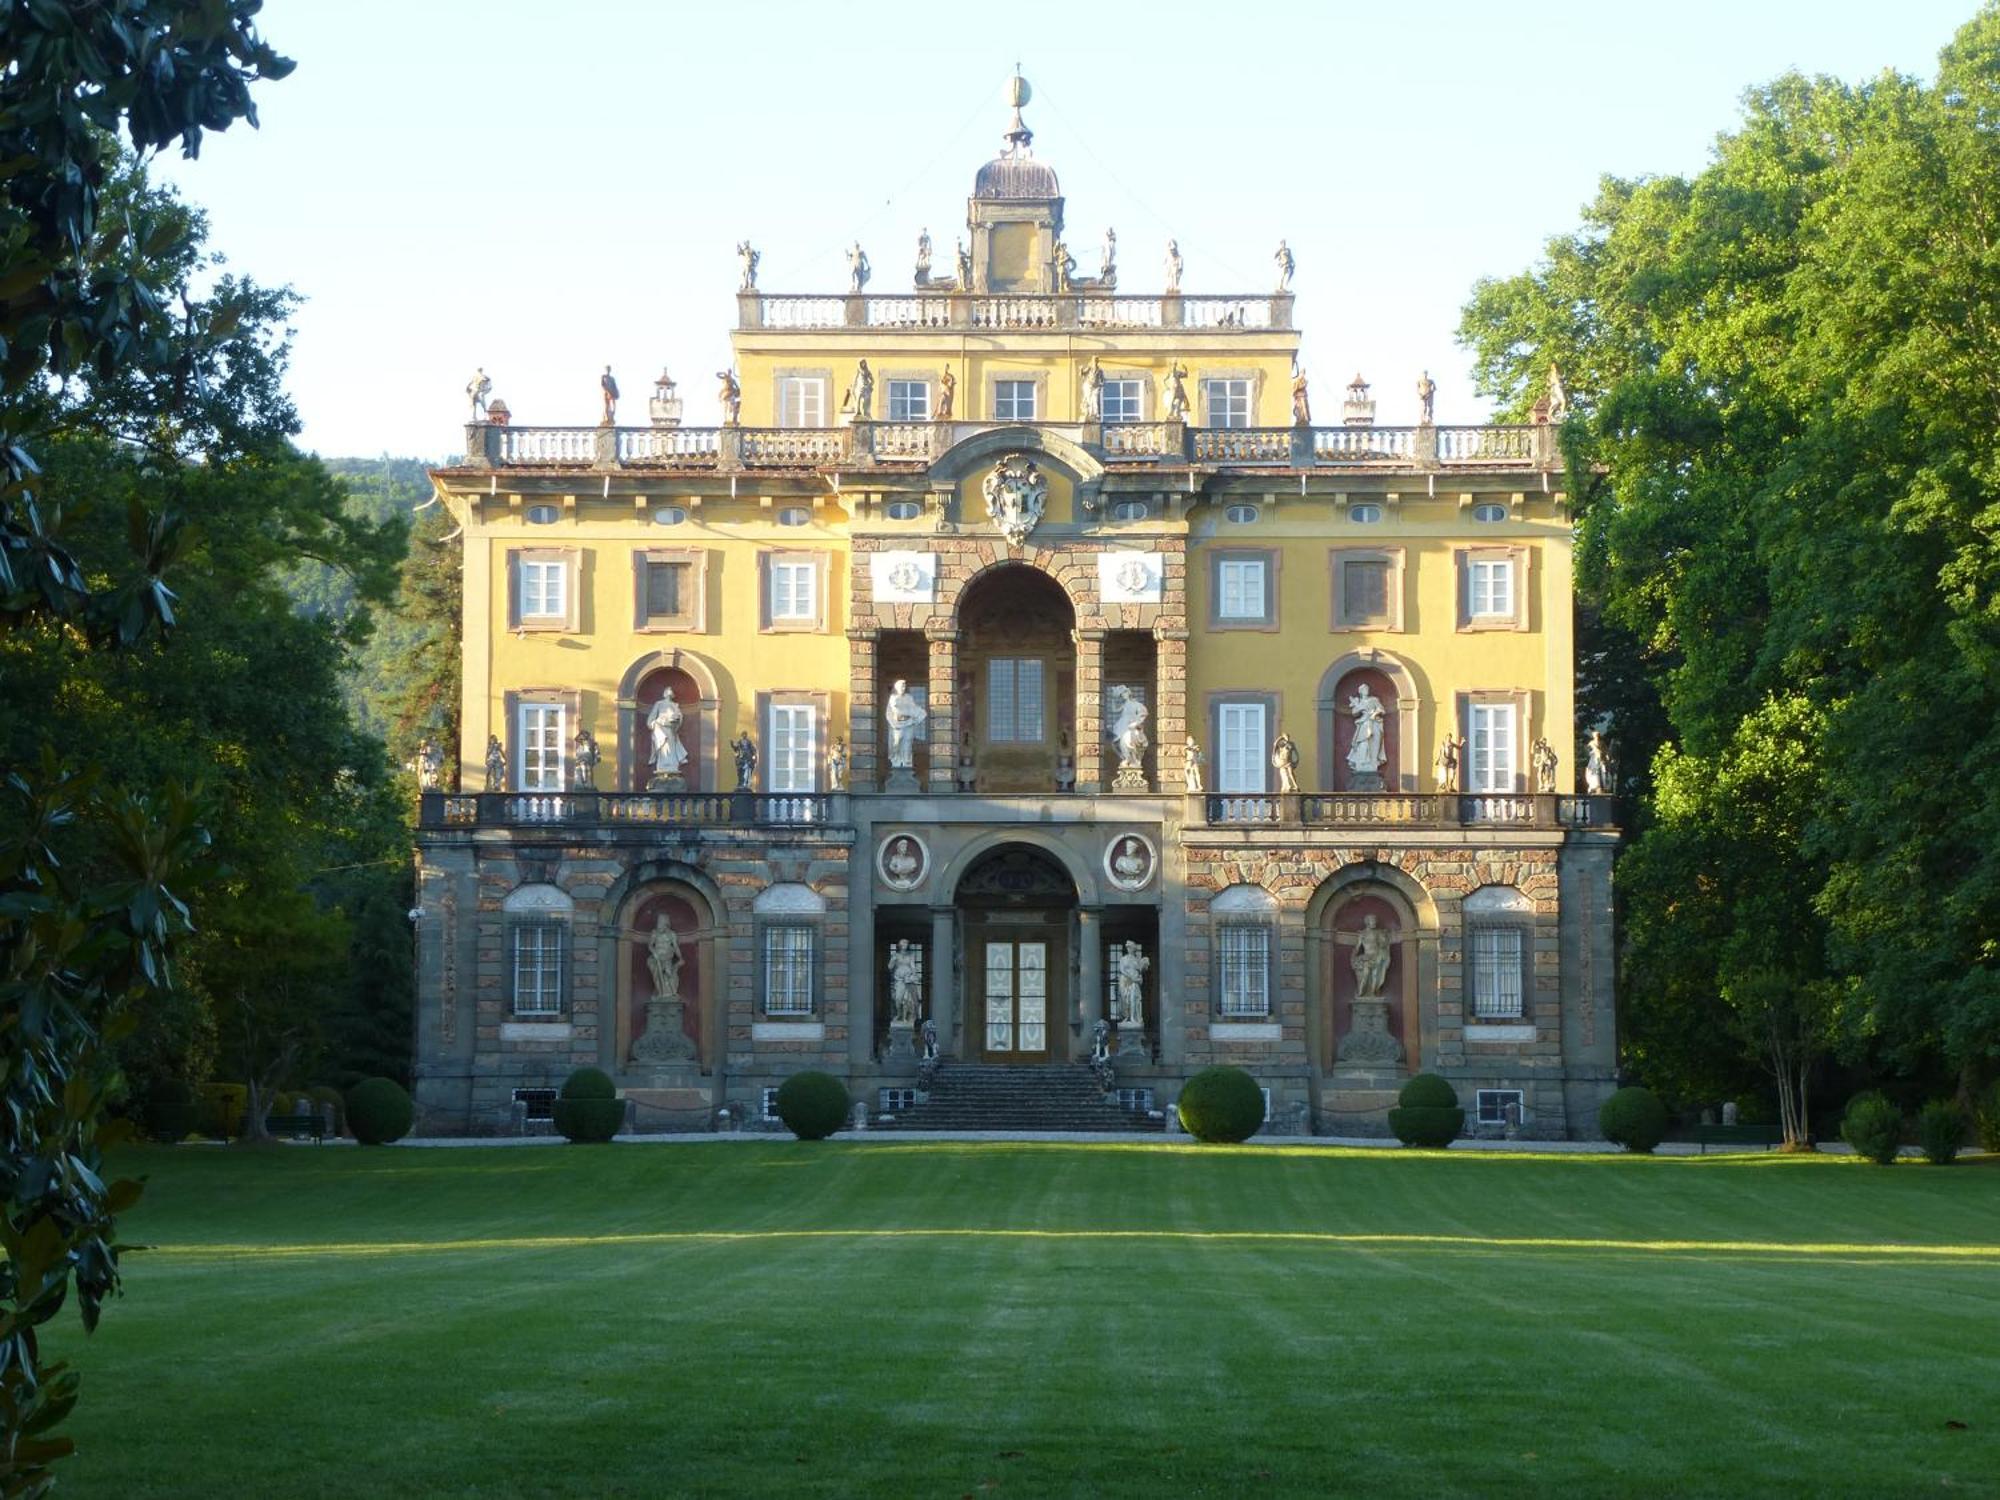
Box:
986;658;1045;743
1469;558;1515;619
511;1086;557;1121
760;1086;781;1122
1218;925;1271;1016
1477;1088;1527;1127
1205;378;1251;428
768;703;815;793
1344;560;1389;623
994;380;1036;420
511;922;565;1015
1102;379;1143;423
778;376;826;428
1469;702;1517;793
1470;927;1525;1018
1217;558;1267;620
887;380;929;421
520;559;566;621
643;561;686;621
1216;701;1268;793
764;926;815;1015
770;560;817;622
518;702;565;791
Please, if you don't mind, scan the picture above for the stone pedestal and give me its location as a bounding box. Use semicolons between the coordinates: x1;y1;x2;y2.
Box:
1114;1021;1148;1058
1111;766;1149;792
1346;770;1385;794
631;996;697;1065
1321;1064;1404;1136
1336;996;1403;1066
647;771;687;792
884;1022;917;1064
885;766;921;794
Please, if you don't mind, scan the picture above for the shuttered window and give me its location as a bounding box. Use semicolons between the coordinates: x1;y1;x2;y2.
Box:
1216;702;1268;793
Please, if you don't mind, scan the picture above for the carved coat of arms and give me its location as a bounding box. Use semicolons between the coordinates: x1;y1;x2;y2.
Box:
981;455;1047;547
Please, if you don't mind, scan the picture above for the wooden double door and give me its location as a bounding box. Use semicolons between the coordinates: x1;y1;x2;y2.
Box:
968;912;1068;1063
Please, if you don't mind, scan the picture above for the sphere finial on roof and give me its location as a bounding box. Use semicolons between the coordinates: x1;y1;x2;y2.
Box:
1004;69;1033;153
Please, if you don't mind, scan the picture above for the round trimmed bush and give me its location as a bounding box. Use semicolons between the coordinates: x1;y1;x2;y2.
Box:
1388;1073;1463;1148
774;1071;850;1141
1176;1066;1265;1144
1917;1100;1965;1166
1598;1086;1670;1154
1840;1091;1902;1165
553;1067;624;1143
144;1081;200;1144
345;1077;415;1145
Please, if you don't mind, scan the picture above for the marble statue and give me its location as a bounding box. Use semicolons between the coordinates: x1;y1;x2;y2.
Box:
888;940;923;1027
1053;239;1076;292
915;227;932;280
1164;238;1183;294
883;679;924;770
1054;731;1076;792
1532;736;1558;794
1163;361;1190;422
730;732;756;790
1345;683;1388;779
937;368;956;420
842;358;874;420
955;239;971;289
600;365;619;424
920;1017;939;1063
883;836;922;885
1585;730;1616;795
1416;371;1437;425
736;240;759;292
1272;730;1301;793
1108;685;1150;772
1434;732;1463;793
1113;940;1150;1027
646;915;684;1001
572;728;600;790
955;732;977;792
827;738;848;791
1546;362;1569;423
715;368;742;426
647;695;689;782
1274;238;1294;292
1291;367;1311;427
466;368;491;418
485;735;506;789
1184;735;1205;793
1111;837;1150;886
1081;357;1104;422
847;240;871;294
415;738;444;792
1101;226;1117;281
1347;914;1394;999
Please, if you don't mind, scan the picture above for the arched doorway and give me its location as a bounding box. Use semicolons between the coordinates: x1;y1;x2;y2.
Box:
956;843;1078;1062
957;564;1076;793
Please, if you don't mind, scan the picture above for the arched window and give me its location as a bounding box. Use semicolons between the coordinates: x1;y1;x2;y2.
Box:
1212;884;1277;1018
754;883;826;1017
1464;886;1530;1020
503;883;573;1017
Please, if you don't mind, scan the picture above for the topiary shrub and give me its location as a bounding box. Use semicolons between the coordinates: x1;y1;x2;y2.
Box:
1975;1081;2000;1156
195;1082;248;1139
1388;1073;1464;1148
308;1085;345;1135
345;1077;415;1146
144;1081;200;1144
1917;1100;1966;1166
1176;1066;1265;1144
1598;1086;1670;1154
552;1068;624;1143
1841;1091;1902;1165
774;1071;849;1141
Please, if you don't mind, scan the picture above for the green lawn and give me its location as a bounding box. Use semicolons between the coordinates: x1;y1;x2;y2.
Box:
53;1140;2000;1498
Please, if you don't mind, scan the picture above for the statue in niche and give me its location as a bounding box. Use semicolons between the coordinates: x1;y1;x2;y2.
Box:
1585;730;1616;795
1417;370;1437;425
646;694;689;784
1345;683;1388;781
937;368;956;420
415;738;445;792
1101;226;1117;281
1434;732;1463;793
715;369;742;426
847;240;871;294
1183;735;1205;793
600;365;619;425
1163;361;1190;422
883;678;924;770
1342;913;1395;1000
466;368;491;419
632;912;697;1066
1113;941;1150;1027
915;227;932;281
1272;730;1301;793
736;240;759;292
1164;238;1183;294
729;732;757;790
826;738;848;791
1291;367;1311;427
842;359;874;420
1108;685;1150;773
1081;357;1104;422
1274;238;1295;292
646;914;684;1001
1532;736;1559;794
888;940;923;1027
571;729;600;790
484;735;506;790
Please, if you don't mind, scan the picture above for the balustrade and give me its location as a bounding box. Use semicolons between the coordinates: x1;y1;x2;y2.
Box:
868;422;942;461
418;792;835;829
1099;421;1179;458
1436;425;1537;462
1199;792;1616;830
616;427;721;463
1192;428;1293;463
739;428;848;465
737;292;1284;332
498;427;598;464
1313;426;1417;462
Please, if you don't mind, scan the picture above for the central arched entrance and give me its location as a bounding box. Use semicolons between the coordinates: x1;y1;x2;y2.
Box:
956;843;1078;1063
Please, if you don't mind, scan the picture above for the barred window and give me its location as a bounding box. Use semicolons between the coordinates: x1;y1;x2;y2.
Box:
511;921;566;1015
1470;925;1524;1018
763;925;815;1016
1218;924;1271;1017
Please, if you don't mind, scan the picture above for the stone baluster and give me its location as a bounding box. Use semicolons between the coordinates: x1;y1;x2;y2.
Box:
925;624;959;792
846;625;879;790
1073;626;1105;793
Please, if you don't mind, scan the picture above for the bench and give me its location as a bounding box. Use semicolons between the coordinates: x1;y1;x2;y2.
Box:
1692;1121;1777;1154
263;1113;328;1144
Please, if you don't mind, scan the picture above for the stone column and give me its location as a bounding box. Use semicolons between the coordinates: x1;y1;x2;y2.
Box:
1153;624;1188;793
1077;908;1103;1038
925;624;959;792
929;906;957;1057
846;625;880;790
1074;627;1105;793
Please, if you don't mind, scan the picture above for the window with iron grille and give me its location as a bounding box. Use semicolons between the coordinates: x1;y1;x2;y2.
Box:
512;1087;557;1121
1470;925;1525;1017
986;658;1045;742
1476;1088;1526;1126
1218;924;1271;1016
760;1087;781;1122
511;921;566;1015
878;1088;918;1113
763;925;815;1015
1114;1087;1155;1113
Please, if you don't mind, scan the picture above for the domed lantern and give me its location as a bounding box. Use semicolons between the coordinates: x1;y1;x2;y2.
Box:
648;368;683;428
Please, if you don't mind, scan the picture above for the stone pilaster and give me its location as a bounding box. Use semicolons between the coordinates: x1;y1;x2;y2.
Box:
929;906;957;1056
1074;626;1105;793
1153;625;1188;792
925;623;959;791
846;625;879;789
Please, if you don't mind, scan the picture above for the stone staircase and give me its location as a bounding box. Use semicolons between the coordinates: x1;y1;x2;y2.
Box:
880;1062;1165;1133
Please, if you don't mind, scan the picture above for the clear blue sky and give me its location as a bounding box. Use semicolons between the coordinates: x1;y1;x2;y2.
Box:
154;0;1976;459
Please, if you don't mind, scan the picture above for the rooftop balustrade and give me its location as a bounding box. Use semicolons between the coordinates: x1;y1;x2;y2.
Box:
740;290;1293;332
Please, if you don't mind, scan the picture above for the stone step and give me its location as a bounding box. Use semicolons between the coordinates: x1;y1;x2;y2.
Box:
878;1062;1164;1134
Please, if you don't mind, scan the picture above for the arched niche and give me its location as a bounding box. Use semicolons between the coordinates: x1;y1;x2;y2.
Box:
1318;649;1424;793
1306;863;1439;1075
617;648;722;792
608;865;727;1076
954;562;1079;793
